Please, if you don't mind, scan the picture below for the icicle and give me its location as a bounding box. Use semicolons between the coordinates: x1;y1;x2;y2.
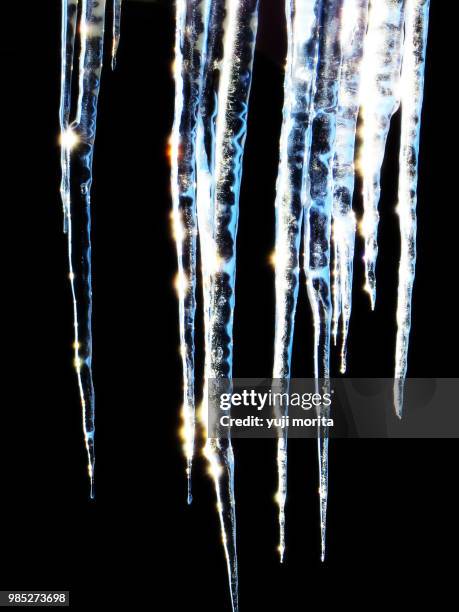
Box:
195;7;231;591
332;0;369;373
111;0;123;70
272;0;322;563
359;0;406;309
196;0;224;403
59;0;79;233
394;0;430;416
304;0;343;562
59;0;107;498
202;2;259;610
171;0;210;504
194;6;240;606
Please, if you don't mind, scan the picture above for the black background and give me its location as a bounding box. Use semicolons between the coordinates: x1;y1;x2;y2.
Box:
2;0;458;609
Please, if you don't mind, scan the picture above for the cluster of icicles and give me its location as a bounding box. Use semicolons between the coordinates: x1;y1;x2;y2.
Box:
59;0;430;610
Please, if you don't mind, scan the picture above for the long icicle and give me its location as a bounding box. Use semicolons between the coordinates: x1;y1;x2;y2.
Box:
359;0;406;309
61;0;107;498
394;0;430;416
59;0;79;233
111;0;123;70
197;0;223;349
332;0;369;372
272;0;322;563
171;0;210;504
304;0;343;562
196;0;224;428
204;2;259;610
195;5;235;598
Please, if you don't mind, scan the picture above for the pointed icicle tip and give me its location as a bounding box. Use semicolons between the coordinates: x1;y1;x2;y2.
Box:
320;530;326;563
111;0;123;71
320;521;326;562
367;286;376;310
111;36;120;71
89;475;95;500
363;278;376;310
279;544;285;564
394;379;405;420
187;465;193;505
340;343;347;374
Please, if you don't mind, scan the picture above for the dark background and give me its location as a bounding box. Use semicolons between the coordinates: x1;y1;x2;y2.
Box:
2;0;458;609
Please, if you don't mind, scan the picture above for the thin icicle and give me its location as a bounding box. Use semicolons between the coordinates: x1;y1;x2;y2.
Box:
304;0;343;562
332;0;369;373
111;0;123;70
272;0;322;563
171;0;210;504
394;0;430;416
203;2;259;610
195;9;233;603
59;0;79;233
195;9;230;592
359;0;405;309
60;0;107;498
196;0;224;410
